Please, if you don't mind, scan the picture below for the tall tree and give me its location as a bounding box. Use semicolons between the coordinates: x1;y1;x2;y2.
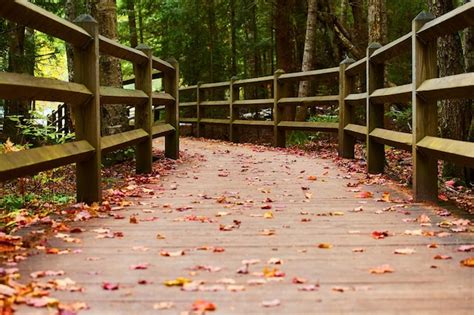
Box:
126;0;138;48
429;0;473;182
90;0;129;136
295;0;318;121
368;0;387;44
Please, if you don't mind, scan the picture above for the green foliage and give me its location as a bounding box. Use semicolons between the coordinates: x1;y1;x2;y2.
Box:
287;114;339;146
0;192;73;211
8;111;75;146
385;106;412;133
103;147;136;166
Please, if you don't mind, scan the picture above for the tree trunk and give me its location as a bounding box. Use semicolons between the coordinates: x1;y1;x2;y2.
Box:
126;0;138;48
368;0;387;44
90;0;128;136
3;22;31;143
65;0;79;132
429;0;473;183
230;0;237;76
275;0;296;121
350;0;368;50
295;0;318;121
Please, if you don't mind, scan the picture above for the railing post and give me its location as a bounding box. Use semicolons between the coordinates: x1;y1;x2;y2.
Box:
196;82;202;138
273;69;286;147
164;58;179;159
338;57;355;158
73;15;101;203
366;42;385;174
135;44;153;173
229;77;238;142
412;12;438;201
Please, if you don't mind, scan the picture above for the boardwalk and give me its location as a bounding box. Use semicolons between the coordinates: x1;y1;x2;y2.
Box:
13;138;474;314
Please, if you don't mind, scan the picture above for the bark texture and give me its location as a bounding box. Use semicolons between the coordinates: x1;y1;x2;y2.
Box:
368;0;387;44
126;0;138;48
90;0;128;136
429;0;472;182
295;0;318;121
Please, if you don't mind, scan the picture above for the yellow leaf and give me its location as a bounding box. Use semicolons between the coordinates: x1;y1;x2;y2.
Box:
318;243;332;249
164;277;191;287
263;211;273;219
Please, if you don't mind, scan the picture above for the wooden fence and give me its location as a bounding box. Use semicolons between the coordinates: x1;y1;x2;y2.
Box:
178;2;474;202
0;0;179;204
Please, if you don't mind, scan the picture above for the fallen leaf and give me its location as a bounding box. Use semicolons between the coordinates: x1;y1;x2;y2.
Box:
369;264;394;274
263;211;273;219
227;285;245;292
307;175;317;181
372;231;389;239
298;284;319;291
434;254;452;260
129;263;149;270
164;277;191;287
160;250;185;257
102;282;119;290
260;229;275;236
318;243;333;249
356;191;373;198
352;248;365;253
292;277;306;284
394;248;416;255
460;257;474;267
262;299;280;308
153;302;174;310
192;300;216;312
457;245;474;252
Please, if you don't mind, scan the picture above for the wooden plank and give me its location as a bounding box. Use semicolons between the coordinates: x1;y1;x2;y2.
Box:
0;141;94;181
279;67;339;82
417;73;474;101
180;117;198;123
152;92;175;106
123;71;162;86
233;75;274;86
344;124;367;140
151;57;175;73
100;86;148;105
199;81;230;89
345;57;367;76
152;123;175;138
73;15;102;204
370;84;412;104
229;78;238;142
98;35;148;65
233;120;274;127
277;121;338;132
200;100;230;106
0;72;92;105
417;136;474;168
412;12;438;202
179;102;197;107
233;99;274;106
200;118;231;124
0;0;91;47
417;2;474;42
101;129;148;154
345;92;367;106
370;128;412;151
278;95;339;106
273;70;286;147
339;58;356;158
371;33;412;64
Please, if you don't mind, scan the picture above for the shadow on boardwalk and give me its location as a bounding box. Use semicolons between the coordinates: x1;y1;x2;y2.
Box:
8;138;474;314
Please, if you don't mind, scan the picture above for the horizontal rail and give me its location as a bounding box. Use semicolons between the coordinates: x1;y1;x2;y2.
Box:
123;72;163;86
152;123;175;138
370;128;412;151
417;2;474;42
180;118;198;123
151;57;175;73
344;124;367;139
233;99;274;106
370;84;412;104
0;72;92;105
200;118;231;124
152;92;175;106
179;102;197;107
277;121;339;132
180;85;198;92
101;129;148;154
417;73;474;101
0;0;92;48
100;86;147;105
200;82;230;89
200;100;229;106
417;136;474;168
0;141;94;181
233;76;273;86
345;57;367;76
279;95;339;106
233;120;273;127
279;67;339;82
99;35;148;64
371;33;412;64
345;93;367;106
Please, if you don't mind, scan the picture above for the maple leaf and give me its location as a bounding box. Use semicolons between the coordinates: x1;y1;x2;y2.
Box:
460;257;474;267
371;231;389;239
264;211;273;219
307;175;317;181
356;191;373;198
164;277;191;287
433;254;452;260
102;282;119;290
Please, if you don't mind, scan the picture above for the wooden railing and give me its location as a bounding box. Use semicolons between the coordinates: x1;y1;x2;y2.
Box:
178;2;474;202
48;104;71;135
0;0;179;204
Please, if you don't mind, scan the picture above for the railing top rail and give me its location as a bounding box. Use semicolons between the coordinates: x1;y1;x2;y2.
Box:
371;32;412;63
345;57;367;76
99;35;148;65
199;81;231;89
0;0;92;47
233;75;274;86
278;67;340;82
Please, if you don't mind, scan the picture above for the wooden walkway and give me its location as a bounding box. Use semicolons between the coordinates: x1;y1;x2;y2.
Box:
14;138;474;314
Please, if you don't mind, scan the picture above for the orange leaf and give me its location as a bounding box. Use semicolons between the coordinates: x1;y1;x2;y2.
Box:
192;300;216;312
